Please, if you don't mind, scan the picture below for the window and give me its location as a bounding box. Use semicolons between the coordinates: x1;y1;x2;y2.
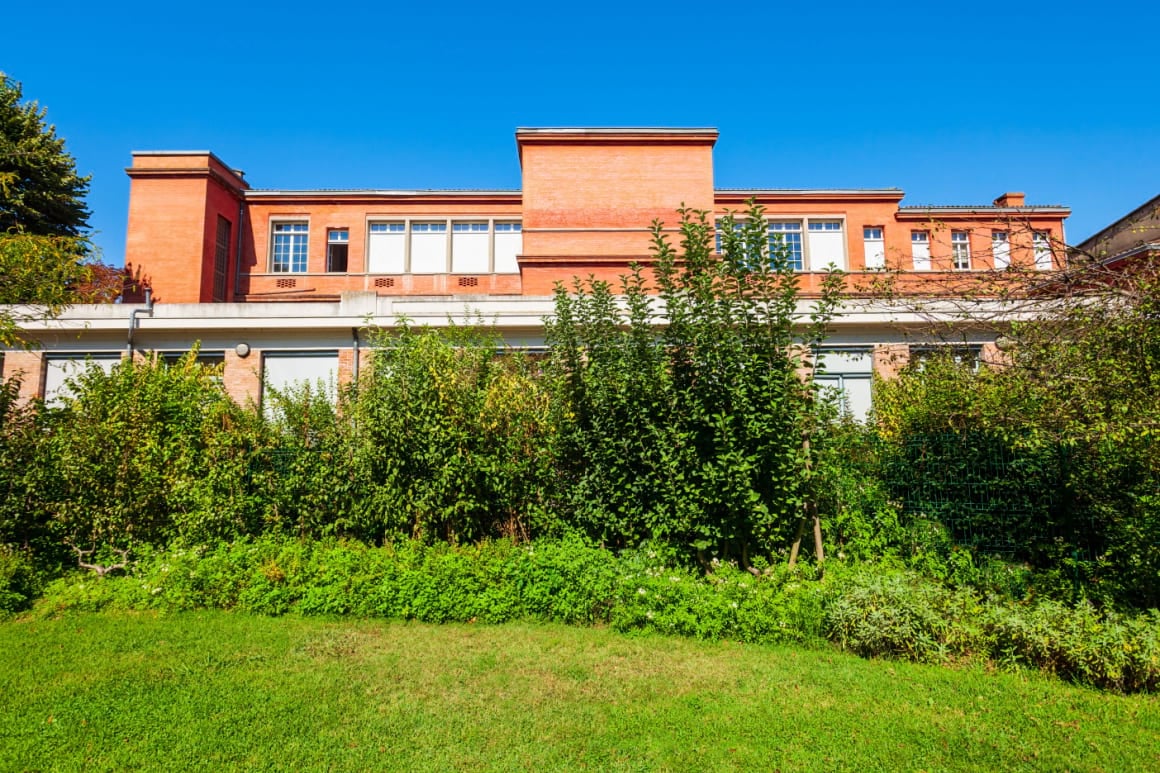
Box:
951;231;971;270
213;216;231;301
327;229;349;273
910;345;983;371
366;220;522;275
493;222;522;274
911;231;931;271
1033;231;1053;270
367;222;406;273
451;221;490;273
43;355;121;407
159;351;226;368
992;231;1010;269
807;220;845;269
271;222;308;273
814;349;874;421
410;222;449;274
863;227;885;270
768;222;803;271
262;351;340;412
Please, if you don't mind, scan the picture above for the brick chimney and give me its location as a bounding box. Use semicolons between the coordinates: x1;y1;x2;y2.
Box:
993;192;1026;207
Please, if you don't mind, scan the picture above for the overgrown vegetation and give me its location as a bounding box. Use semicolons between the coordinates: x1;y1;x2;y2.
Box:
546;205;843;564
874;263;1160;609
3;205;1159;694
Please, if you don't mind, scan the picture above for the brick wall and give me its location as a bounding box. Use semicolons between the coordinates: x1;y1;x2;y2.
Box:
222;348;261;406
1;350;44;402
873;344;910;380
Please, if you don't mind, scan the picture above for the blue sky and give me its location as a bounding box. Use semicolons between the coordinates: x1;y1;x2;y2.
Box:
5;0;1157;265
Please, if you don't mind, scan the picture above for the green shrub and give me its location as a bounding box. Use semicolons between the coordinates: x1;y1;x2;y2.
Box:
822;568;985;663
983;601;1160;693
0;377;58;567
874;330;1160;610
0;545;37;614
37;352;253;553
546;203;844;564
346;324;558;544
260;382;361;540
812;416;904;561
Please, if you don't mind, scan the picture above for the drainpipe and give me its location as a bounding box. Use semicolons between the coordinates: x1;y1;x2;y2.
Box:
352;327;360;384
127;287;154;355
233;199;245;300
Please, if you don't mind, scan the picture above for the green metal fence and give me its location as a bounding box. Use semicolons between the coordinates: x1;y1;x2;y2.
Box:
880;432;1094;560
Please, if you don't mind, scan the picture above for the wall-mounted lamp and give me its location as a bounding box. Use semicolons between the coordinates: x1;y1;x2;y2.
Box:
235;342;251;358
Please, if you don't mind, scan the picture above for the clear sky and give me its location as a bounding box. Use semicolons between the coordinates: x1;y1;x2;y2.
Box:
5;0;1157;266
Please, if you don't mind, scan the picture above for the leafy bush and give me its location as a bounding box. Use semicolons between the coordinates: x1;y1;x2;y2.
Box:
984;601;1160;693
36;352;252;553
822;568;985;663
0;545;37;614
812;416;904;561
821;566;1160;692
546;203;844;565
609;554;827;645
260;381;361;540
346;324;558;544
0;377;57;566
874;274;1160;609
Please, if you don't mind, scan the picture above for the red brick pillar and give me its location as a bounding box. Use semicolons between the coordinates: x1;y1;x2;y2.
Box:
979;341;1012;369
223;347;262;406
1;350;45;403
873;344;909;380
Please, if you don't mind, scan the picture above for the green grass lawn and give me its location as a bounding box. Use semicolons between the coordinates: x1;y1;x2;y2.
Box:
2;612;1158;771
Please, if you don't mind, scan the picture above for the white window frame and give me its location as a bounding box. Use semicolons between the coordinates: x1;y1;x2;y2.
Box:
364;219;522;275
951;231;971;271
1033;231;1053;270
451;220;491;273
911;230;931;271
863;226;885;270
270;221;309;273
492;221;522;274
768;221;804;271
992;230;1010;269
805;218;847;270
326;228;349;273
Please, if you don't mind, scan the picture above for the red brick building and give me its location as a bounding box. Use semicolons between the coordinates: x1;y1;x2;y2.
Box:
3;128;1071;417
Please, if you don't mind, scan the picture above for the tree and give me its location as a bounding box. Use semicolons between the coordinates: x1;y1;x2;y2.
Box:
0;73;90;237
0;74;119;348
871;214;1160;608
0;231;120;347
546;202;844;570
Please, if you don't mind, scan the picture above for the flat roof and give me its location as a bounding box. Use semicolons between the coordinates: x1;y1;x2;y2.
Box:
515;127;718;135
245;189;521;197
718;188;903;196
900;204;1069;212
246;187;913;198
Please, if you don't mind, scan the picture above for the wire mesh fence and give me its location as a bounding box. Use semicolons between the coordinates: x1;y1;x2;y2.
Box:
879;432;1095;561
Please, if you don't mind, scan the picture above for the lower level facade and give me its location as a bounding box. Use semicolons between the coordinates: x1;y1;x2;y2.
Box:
2;293;1009;421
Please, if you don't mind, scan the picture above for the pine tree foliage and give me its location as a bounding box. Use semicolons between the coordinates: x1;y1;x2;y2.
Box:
0;73;90;237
